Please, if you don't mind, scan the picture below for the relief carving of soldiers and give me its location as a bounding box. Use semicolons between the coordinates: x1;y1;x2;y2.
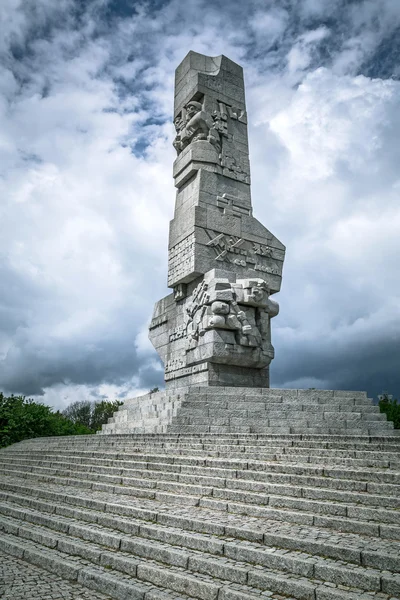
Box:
184;278;278;357
173;99;220;155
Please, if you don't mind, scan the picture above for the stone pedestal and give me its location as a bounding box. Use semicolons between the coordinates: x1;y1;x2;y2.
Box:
149;51;285;389
100;387;396;436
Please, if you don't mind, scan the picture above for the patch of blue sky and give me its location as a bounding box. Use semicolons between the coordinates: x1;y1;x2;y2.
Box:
360;27;400;80
105;0;171;19
128;120;169;156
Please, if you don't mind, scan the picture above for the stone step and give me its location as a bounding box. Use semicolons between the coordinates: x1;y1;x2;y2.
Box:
3;475;399;549
158;393;370;401
4;454;400;494
0;499;397;595
7;440;400;456
179;397;372;405
0;515;378;600
178;400;374;409
0;548;112;600
0;492;397;597
103;425;400;438
1;457;399;507
110;416;388;428
173;421;394;430
9;432;400;446
4;442;400;461
1;464;400;530
171;416;387;426
172;409;383;420
128;408;382;420
126;425;395;435
9;446;399;469
0;455;395;496
9;438;400;454
11;443;400;458
175;405;382;414
4;455;400;499
2;424;397;600
122;389;369;401
164;427;395;436
0;531;196;600
3;448;400;482
116;403;381;423
99;387;396;435
110;420;378;431
1;486;399;560
171;414;386;424
0;478;399;584
5;439;394;453
0;474;390;540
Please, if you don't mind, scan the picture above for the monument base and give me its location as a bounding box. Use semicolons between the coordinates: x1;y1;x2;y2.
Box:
166;363;269;389
99;387;395;436
150;268;278;390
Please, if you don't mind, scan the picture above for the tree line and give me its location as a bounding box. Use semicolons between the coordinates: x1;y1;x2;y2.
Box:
379;394;400;429
0;393;122;448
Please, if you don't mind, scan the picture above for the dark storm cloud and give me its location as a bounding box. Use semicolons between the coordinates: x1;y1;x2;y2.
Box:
1;327;140;396
272;333;400;399
0;0;399;407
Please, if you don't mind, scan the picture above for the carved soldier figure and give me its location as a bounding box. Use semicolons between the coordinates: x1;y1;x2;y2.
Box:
172;115;185;155
173;100;221;154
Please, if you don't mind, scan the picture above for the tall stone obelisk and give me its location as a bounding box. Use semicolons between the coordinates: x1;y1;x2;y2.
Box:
149;52;285;389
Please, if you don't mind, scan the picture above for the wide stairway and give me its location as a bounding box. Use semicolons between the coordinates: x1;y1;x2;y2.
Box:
0;391;400;600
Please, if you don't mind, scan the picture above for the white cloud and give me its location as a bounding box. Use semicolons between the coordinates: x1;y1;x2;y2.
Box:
269;70;397;182
248;66;400;392
249;7;289;47
286;27;330;76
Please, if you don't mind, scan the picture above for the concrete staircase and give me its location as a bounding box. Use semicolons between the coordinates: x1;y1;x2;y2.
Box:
0;390;400;600
101;388;397;436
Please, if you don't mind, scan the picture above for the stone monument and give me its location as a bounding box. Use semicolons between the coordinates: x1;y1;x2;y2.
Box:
100;52;394;438
149;51;285;389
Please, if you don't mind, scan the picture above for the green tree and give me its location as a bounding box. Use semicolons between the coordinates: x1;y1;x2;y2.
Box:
379;394;400;429
0;393;92;448
62;398;123;432
0;393;125;448
91;400;123;431
62;400;93;429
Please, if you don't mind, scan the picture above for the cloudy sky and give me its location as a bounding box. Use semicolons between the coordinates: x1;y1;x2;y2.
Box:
1;0;399;409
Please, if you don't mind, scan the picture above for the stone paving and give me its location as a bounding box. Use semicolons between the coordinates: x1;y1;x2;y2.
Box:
0;550;111;599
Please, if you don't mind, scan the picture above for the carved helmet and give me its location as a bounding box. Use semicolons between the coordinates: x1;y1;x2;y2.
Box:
186;100;202;112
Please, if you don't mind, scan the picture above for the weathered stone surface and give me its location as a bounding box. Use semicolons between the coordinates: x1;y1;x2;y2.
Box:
149;51;285;389
99;387;396;436
1;430;399;600
0;550;110;599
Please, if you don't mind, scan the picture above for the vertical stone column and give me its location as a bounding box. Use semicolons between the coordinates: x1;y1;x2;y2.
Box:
149;51;285;389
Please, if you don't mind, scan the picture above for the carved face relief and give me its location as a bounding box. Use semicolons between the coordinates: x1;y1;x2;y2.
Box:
185;101;202;120
211;301;230;315
172;95;224;158
249;283;268;304
174;116;184;133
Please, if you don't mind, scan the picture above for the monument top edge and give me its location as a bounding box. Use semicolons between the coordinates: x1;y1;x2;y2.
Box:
175;50;243;82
